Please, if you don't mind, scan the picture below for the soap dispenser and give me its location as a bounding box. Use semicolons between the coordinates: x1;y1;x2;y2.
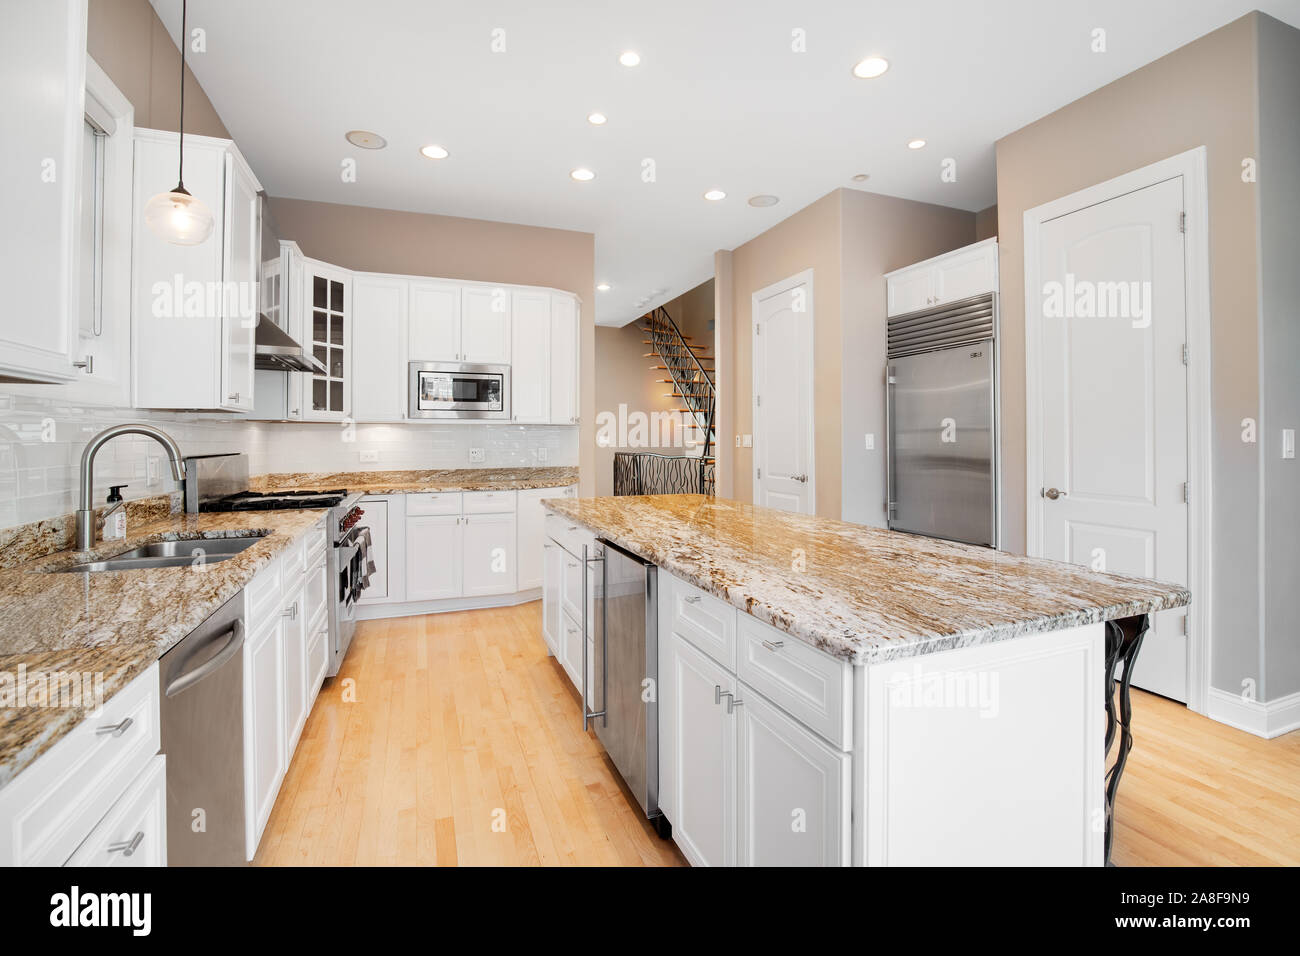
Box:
104;484;128;541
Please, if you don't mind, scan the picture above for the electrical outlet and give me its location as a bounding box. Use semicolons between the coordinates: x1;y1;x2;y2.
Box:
1284;428;1296;460
864;433;875;451
537;447;548;463
735;434;741;447
359;450;379;463
469;447;486;464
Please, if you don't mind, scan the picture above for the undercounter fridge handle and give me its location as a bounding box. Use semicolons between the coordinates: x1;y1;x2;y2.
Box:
581;543;607;732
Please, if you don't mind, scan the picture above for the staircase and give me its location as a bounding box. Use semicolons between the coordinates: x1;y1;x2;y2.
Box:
640;306;716;459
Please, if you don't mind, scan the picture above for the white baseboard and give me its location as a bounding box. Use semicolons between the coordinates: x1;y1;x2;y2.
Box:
356;589;542;621
1206;687;1300;739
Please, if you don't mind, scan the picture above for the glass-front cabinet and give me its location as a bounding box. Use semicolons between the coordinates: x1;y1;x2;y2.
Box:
301;259;351;421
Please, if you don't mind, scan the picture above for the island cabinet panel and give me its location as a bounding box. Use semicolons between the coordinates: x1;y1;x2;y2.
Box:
736;688;850;867
668;576;737;671
664;634;737;867
541;542;563;656
737;615;852;749
859;623;1106;867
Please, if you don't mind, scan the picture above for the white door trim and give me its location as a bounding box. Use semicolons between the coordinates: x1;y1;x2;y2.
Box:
752;268;815;512
1022;146;1212;715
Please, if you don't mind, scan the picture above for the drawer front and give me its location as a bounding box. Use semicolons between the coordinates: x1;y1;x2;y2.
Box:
545;513;596;559
65;754;167;867
463;490;517;514
669;575;736;671
0;664;161;866
245;556;282;623
304;561;328;635
406;492;462;516
303;521;328;571
737;615;852;749
560;548;587;622
280;533;307;584
306;621;328;699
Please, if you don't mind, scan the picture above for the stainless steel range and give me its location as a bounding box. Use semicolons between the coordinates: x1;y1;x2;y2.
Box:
183;454;372;676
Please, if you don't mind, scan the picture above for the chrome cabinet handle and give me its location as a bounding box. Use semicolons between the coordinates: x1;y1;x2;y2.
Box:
228;392;240;402
1042;487;1067;500
282;603;298;619
684;595;701;605
96;717;133;737
108;831;144;857
567;525;578;531
727;696;743;714
714;685;732;705
761;639;784;651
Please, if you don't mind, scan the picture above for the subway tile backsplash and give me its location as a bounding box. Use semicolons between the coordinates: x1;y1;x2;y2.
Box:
0;391;578;531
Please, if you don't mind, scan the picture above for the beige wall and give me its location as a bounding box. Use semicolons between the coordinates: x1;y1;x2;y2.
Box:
88;0;230;137
974;204;999;241
272;198;597;495
995;13;1263;695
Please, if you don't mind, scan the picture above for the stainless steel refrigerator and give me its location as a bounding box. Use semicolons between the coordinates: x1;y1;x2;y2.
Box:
886;293;998;548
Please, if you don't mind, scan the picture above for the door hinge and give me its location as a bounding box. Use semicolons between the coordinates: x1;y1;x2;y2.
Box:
756;394;762;407
1182;343;1189;366
756;467;762;480
755;323;761;335
1181;480;1189;504
1179;211;1186;233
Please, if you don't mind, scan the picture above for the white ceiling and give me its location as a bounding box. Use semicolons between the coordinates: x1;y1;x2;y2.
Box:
151;0;1299;325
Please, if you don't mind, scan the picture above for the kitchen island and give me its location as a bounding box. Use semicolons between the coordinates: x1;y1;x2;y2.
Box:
542;494;1189;866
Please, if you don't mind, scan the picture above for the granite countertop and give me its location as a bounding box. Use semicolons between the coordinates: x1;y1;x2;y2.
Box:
544;495;1190;665
251;466;579;495
0;508;326;788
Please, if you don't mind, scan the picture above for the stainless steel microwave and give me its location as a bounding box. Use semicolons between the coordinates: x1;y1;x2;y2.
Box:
408;361;511;420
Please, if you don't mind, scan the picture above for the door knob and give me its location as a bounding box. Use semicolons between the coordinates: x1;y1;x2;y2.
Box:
793;474;808;483
1042;487;1067;500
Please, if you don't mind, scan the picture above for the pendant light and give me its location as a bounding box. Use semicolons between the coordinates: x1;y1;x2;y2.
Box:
144;0;214;245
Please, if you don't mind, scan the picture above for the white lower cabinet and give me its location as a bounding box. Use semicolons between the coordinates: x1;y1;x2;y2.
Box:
64;755;167;867
244;615;285;858
541;542;562;656
282;578;309;754
406;515;462;601
462;513;517;596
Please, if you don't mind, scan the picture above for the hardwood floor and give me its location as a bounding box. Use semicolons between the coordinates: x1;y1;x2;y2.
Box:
256;602;1299;867
254;601;685;866
1112;689;1300;866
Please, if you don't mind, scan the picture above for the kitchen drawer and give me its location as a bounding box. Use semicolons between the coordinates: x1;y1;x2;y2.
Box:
560;547;589;622
245;556;282;623
737;615;852;750
304;561;328;636
0;663;161;866
406;492;462;516
303;520;328;570
65;755;167;867
463;490;517;514
669;575;737;671
306;620;328;700
281;534;306;584
545;513;596;559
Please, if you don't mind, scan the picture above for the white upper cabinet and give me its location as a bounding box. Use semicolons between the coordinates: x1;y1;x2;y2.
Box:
885;238;998;317
351;274;408;422
549;293;580;425
461;286;512;364
0;0;86;382
299;259;351;421
510;290;551;423
408;281;461;360
131;130;261;410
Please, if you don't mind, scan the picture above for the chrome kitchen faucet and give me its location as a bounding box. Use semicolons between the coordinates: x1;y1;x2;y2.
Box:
75;424;187;551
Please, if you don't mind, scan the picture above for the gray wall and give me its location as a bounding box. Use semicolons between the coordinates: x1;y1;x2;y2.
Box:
1258;15;1300;701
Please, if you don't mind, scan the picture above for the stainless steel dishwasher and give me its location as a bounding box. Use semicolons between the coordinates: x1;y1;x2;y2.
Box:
158;591;247;866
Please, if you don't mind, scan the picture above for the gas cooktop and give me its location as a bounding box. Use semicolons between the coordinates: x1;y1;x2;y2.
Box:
198;489;349;512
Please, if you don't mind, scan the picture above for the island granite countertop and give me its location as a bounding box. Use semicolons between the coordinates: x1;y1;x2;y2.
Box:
0;508;326;788
250;466;579;495
543;494;1190;665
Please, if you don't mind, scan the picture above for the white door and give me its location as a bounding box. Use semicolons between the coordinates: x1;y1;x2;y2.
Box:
405;515;461;601
461;286;511;364
221;154;259;412
666;634;736;867
462;514;517;596
510;290;550;422
753;271;814;513
1033;177;1188;701
736;687;850;866
409;281;460;360
549;294;579;424
351;276;407;421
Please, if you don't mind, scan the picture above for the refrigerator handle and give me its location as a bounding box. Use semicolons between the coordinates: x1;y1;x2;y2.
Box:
885;364;896;525
581;544;607;731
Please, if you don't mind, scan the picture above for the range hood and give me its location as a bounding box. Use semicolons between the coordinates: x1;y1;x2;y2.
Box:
255;315;326;373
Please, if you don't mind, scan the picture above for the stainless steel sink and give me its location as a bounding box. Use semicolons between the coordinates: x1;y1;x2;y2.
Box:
51;533;268;573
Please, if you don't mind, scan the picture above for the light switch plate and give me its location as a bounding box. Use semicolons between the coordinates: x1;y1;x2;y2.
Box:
864;433;875;451
735;434;741;447
359;450;379;463
537;447;548;463
469;447;486;464
742;434;753;448
146;455;160;486
1284;428;1296;460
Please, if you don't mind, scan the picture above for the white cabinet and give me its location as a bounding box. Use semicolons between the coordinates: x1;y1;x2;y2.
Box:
511;289;551;422
282;579;309;755
516;487;559;591
300;259;351;420
244;613;285;858
251;241;307;421
461;286;511;363
885;238;998;317
358;495;404;603
0;0;85;382
736;688;850;866
351;275;408;421
665;634;737;867
408;281;461;360
462;513;518;596
549;293;580;424
64;755;167;868
542;542;562;656
406;515;462;601
131;130;261;410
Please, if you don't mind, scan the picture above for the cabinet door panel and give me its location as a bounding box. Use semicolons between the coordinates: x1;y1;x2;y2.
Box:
221;154;259;412
405;515;461;601
935;242;997;305
736;687;850;866
549;294;579;424
886;267;934;317
510;290;550;422
245;618;284;859
542;542;562;656
462;513;517;596
282;581;308;755
357;497;390;602
408;282;460;360
516;488;553;591
461;286;511;364
352;276;407;421
667;635;736;867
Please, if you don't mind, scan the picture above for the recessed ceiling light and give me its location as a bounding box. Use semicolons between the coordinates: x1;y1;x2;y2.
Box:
619;51;641;67
852;57;890;79
570;167;596;182
345;130;386;149
748;194;779;207
419;144;449;160
596;282;611;292
587;112;607;126
704;189;726;201
907;139;927;150
851;173;870;182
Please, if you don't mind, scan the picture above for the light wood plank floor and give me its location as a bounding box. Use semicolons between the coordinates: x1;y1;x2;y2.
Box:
256;602;1299;866
255;601;685;866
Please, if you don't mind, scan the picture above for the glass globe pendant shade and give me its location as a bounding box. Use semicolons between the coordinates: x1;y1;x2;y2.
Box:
144;186;214;246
